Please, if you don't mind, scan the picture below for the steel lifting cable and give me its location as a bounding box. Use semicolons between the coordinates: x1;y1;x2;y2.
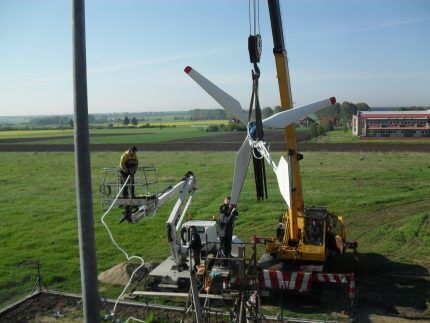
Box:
248;0;260;37
247;0;267;200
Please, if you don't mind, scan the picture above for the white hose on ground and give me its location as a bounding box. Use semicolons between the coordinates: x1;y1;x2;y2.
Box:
125;317;145;323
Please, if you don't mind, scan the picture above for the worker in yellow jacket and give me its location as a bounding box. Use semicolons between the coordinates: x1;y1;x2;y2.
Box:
119;145;138;198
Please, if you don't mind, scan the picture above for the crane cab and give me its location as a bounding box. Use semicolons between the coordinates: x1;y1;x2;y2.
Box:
264;207;346;263
300;207;329;262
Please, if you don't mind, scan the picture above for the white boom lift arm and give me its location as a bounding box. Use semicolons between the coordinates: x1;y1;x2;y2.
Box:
184;66;336;208
132;171;196;266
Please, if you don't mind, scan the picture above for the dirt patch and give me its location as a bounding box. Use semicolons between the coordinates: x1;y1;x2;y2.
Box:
98;263;131;286
98;262;156;287
1;142;429;153
1;293;82;322
0;292;184;322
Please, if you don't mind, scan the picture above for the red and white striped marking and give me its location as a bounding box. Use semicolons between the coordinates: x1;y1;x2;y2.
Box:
261;270;311;292
260;271;356;298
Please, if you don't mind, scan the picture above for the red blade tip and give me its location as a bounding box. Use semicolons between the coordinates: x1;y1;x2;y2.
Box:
330;97;336;104
184;66;192;74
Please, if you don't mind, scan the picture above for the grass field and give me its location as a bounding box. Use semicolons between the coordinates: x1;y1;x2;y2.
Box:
0;121;228;140
0;151;429;318
0;126;220;145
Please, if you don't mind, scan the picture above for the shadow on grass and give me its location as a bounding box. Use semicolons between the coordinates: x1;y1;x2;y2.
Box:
261;252;429;322
354;252;430;321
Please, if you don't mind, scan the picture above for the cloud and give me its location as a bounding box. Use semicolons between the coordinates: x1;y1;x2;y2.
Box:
8;58;40;64
293;70;430;83
88;49;239;75
335;15;430;35
0;72;70;87
0;49;240;87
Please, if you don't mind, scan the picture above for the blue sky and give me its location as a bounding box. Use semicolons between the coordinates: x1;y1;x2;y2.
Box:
0;0;429;116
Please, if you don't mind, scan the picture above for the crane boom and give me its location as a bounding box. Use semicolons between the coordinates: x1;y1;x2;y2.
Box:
268;0;303;242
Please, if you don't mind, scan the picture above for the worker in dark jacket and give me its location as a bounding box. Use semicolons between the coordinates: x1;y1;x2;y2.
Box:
119;146;138;198
189;226;202;269
218;196;238;257
308;220;322;244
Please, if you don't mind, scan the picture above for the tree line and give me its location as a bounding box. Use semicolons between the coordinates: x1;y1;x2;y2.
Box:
7;101;428;132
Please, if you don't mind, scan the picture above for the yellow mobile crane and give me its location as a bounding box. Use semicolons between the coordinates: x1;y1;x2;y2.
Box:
261;0;353;264
185;0;357;298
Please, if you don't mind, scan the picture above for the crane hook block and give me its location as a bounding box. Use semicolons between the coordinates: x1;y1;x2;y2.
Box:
248;34;262;63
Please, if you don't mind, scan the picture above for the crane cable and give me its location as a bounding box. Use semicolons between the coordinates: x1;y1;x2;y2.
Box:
247;0;267;201
248;0;260;36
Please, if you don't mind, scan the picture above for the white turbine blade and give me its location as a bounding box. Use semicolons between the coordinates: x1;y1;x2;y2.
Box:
275;156;291;208
262;97;336;129
230;138;251;206
184;66;248;125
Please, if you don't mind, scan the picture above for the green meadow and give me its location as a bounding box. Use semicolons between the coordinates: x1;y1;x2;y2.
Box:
0;151;429;316
1;126;219;145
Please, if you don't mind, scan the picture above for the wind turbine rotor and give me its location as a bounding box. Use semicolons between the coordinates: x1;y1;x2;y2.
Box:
262;97;336;129
184;66;248;125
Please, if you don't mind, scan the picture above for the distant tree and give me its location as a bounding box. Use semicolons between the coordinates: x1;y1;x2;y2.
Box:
325;120;334;132
207;125;219;132
69;118;74;128
123;116;130;126
310;123;318;137
274;106;283;114
262;107;274;119
189;109;226;120
318;124;326;136
131;116;138;127
343;123;348;133
355;102;370;112
338;102;356;125
98;116;108;124
88;114;96;124
117;118;121;127
398;106;427;111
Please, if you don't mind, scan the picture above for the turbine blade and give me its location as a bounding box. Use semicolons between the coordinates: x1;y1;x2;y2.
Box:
275;156;291;209
262;97;336;129
230;138;251;206
184;66;248;125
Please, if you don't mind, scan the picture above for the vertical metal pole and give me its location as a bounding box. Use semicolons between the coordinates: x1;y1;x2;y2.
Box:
72;0;100;322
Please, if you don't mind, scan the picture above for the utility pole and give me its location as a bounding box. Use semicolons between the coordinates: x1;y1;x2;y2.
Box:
72;0;100;322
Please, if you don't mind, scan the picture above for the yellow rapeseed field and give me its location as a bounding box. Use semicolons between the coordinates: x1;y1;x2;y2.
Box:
0;129;73;137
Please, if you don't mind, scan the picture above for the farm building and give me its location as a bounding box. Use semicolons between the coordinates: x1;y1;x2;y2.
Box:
296;116;316;127
352;110;430;138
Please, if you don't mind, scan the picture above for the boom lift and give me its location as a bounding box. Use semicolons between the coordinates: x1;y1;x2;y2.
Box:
101;167;242;289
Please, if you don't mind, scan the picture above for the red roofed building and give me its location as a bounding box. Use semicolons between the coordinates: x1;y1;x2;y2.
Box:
352;110;430;139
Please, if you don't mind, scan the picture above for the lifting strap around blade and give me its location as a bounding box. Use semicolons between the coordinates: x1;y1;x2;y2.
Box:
248;61;267;201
